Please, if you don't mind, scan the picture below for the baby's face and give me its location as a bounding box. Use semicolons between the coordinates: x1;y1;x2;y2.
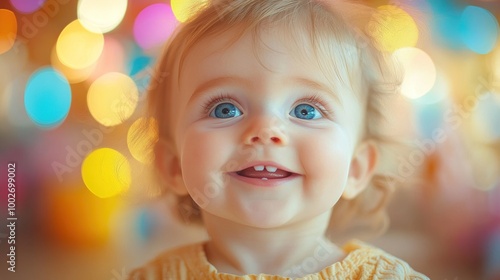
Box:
170;27;367;228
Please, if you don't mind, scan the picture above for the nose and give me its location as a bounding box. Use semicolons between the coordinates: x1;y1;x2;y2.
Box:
243;116;288;146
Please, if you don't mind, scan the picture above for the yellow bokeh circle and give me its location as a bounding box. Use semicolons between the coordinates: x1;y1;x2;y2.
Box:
127;117;159;164
77;0;128;33
51;46;95;84
87;72;138;127
367;5;419;52
81;148;131;198
171;0;209;22
394;47;436;99
56;19;104;69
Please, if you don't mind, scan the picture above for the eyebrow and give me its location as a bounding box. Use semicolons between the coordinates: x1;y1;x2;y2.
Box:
190;76;341;105
191;76;253;102
286;77;342;105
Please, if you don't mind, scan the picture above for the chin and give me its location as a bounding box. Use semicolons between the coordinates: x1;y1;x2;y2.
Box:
232;200;298;229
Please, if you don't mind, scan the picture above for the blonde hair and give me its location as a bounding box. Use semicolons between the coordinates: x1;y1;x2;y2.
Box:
144;0;402;240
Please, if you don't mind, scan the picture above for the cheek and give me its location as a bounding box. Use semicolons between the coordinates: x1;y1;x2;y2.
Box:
179;127;236;189
298;128;353;193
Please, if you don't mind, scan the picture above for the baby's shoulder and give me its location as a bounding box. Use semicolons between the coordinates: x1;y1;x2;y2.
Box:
127;242;206;280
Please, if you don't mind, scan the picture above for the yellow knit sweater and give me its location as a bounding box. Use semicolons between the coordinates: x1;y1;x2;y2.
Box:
128;240;429;280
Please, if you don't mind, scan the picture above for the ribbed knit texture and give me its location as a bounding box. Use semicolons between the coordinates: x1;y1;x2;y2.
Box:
128;240;429;280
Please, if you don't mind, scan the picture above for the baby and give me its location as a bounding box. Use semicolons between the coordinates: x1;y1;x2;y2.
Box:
129;0;429;279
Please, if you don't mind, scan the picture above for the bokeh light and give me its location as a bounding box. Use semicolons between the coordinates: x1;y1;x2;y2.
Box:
89;37;126;81
171;0;208;22
77;0;127;33
414;102;444;139
459;6;499;55
127;45;153;97
128;54;152;77
136;208;154;241
87;72;138;127
0;9;17;55
81;148;131;198
24;67;71;128
414;72;449;105
43;185;122;245
368;5;419;52
394;47;437;99
127;117;159;164
56;20;104;69
133;3;178;50
427;1;465;50
51;46;95;84
474;94;500;141
9;0;45;14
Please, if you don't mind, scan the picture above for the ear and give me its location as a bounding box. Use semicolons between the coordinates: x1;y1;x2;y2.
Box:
343;140;378;200
155;139;188;196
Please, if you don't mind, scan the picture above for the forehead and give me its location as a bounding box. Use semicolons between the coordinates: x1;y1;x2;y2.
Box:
181;28;313;87
177;24;364;101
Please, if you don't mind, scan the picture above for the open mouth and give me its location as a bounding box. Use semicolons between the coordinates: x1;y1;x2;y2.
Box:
236;165;293;181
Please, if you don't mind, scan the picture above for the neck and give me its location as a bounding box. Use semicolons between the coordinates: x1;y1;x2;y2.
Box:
202;211;345;277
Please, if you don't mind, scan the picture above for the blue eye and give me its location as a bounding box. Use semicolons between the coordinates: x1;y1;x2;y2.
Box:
210;103;242;118
290;104;322;120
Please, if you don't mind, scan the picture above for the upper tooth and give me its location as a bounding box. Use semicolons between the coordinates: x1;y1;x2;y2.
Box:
265;166;278;173
253;165;265;171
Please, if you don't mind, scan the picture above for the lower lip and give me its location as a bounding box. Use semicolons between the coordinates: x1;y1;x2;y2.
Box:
228;172;300;187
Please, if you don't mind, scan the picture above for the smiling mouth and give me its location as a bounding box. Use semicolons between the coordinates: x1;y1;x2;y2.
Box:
236;165;293;180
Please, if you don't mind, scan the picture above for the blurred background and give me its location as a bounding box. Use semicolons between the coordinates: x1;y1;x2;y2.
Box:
0;0;499;279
